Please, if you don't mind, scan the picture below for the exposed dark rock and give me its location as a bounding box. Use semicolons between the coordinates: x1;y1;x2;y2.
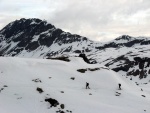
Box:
45;98;59;107
79;54;90;64
70;77;75;80
77;67;105;73
56;110;65;113
134;57;142;62
149;69;150;74
74;50;81;53
141;95;146;97
77;69;87;73
36;87;43;93
124;39;143;47
3;85;8;87
32;78;42;83
106;55;150;79
46;56;70;62
89;93;92;95
141;40;150;45
115;35;132;41
115;92;121;96
60;104;65;109
25;41;39;51
60;91;64;93
88;68;100;71
112;65;130;72
96;42;120;50
139;70;145;79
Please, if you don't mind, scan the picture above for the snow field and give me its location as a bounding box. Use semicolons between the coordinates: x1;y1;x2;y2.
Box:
0;57;150;113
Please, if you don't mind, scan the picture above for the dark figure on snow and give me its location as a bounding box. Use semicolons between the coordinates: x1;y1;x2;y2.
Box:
118;83;121;90
86;82;90;89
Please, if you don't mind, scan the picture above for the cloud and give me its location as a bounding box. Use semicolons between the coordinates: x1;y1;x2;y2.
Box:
0;0;150;41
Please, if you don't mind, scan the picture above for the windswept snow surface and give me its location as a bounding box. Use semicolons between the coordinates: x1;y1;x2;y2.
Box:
0;57;150;113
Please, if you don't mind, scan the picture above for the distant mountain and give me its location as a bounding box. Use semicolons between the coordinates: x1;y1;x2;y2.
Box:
0;18;150;81
92;35;150;82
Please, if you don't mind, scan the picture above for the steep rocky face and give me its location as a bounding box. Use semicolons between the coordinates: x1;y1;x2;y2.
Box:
0;18;95;57
105;54;150;80
0;18;55;56
0;18;54;39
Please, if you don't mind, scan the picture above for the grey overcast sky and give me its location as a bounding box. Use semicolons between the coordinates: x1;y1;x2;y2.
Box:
0;0;150;42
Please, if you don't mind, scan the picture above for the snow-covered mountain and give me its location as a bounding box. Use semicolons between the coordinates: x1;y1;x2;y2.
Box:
1;18;150;113
92;35;150;83
0;18;99;58
0;57;150;113
0;18;150;81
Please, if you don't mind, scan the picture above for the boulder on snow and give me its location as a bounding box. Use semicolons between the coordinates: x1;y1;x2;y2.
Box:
36;87;44;93
45;98;59;107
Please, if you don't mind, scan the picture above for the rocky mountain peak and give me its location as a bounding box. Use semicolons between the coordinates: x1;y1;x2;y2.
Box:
115;35;132;41
0;18;55;39
0;18;93;57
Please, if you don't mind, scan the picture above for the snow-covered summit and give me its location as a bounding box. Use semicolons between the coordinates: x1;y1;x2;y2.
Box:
0;18;95;58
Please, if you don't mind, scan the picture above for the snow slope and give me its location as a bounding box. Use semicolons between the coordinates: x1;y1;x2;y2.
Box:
0;57;150;113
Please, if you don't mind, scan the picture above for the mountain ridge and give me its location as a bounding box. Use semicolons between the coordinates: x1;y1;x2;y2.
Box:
0;18;150;81
0;18;96;58
1;18;150;58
